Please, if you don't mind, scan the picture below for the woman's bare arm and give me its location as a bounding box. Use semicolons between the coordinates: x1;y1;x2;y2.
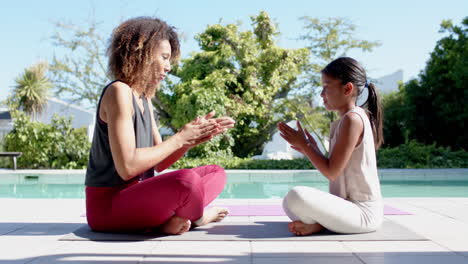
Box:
148;98;190;172
101;82;218;180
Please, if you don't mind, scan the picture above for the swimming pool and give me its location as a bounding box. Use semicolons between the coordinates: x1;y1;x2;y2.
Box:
1;169;467;198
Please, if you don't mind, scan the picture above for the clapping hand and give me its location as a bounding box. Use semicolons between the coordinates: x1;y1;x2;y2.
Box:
278;121;317;154
198;111;235;136
182;111;235;148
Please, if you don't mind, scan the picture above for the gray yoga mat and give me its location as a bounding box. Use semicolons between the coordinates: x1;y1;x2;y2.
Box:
61;220;427;241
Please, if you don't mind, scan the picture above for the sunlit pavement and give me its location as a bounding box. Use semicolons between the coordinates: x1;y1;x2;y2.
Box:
1;198;468;263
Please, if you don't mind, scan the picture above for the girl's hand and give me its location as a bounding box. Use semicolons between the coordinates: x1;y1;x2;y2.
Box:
304;128;318;151
278;121;309;153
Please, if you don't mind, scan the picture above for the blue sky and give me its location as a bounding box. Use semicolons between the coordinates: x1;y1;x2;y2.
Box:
1;0;466;104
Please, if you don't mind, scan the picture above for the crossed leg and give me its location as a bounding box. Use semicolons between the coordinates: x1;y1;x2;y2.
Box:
86;165;228;235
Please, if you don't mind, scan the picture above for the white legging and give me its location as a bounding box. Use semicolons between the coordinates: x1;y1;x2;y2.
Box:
283;186;384;234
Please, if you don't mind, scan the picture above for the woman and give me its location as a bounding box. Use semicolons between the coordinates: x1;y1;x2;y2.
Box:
85;17;235;235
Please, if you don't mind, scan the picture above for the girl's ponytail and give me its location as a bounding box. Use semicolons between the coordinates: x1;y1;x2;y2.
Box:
363;82;383;149
322;57;384;149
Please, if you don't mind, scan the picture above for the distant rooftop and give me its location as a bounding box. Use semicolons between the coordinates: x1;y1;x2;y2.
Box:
0;111;11;120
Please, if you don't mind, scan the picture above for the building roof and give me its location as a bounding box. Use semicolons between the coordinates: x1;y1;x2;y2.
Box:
0;111;11;120
48;97;94;114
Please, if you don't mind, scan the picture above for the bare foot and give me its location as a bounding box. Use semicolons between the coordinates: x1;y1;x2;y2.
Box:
160;215;191;235
194;207;229;226
288;221;324;236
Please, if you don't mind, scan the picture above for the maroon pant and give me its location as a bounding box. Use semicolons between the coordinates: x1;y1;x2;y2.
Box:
86;165;226;232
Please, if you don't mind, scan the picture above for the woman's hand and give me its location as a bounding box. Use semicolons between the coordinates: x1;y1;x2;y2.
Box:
177;117;220;148
278;121;316;154
202;111;235;132
203;111;235;141
210;116;235;136
177;111;236;148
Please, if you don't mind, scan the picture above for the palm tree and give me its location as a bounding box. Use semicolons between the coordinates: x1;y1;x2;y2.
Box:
10;62;52;120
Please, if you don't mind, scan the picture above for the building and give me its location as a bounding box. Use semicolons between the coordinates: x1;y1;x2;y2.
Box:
374;70;403;95
0;110;13;140
0;97;95;142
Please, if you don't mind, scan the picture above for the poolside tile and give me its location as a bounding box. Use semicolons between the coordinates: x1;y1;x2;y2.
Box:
430;237;468;254
151;241;251;256
343;241;454;256
224;216;250;222
0;222;29;235
250;216;290;222
66;174;86;184
445;174;468;181
29;240;155;264
0;236;70;264
1;197;468;263
380;174;406;181
250;171;295;183
37;174;69;184
447;198;468;205
0;174;21;184
457;252;468;258
0;199;85;220
359;254;468;264
384;198;460;218
142;255;251;263
386;216;468;245
6;222;83;237
253;256;363;264
395;199;468;223
429;207;468;222
251;241;352;257
293;171;324;182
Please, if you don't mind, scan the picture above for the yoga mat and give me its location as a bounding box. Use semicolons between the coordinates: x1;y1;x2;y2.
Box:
61;220;426;241
206;204;411;216
79;204;410;217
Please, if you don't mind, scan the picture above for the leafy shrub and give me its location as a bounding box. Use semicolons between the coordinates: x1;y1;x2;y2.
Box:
172;156;315;170
377;140;468;169
172;140;468;169
3;112;90;169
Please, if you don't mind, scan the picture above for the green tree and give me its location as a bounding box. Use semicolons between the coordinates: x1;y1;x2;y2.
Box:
49;19;110;108
381;82;410;147
157;11;310;157
383;17;468;150
7;62;52;120
416;17;468;150
290;17;381;150
298;17;381;92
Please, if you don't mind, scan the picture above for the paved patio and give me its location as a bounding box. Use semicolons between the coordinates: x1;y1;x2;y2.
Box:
1;197;468;263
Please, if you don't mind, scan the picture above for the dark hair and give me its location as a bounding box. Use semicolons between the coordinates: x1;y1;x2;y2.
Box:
321;57;384;149
107;17;180;97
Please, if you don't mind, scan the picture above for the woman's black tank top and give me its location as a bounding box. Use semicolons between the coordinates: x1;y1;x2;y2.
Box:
85;81;154;187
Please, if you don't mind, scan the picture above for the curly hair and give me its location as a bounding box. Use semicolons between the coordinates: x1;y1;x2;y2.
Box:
107;17;180;97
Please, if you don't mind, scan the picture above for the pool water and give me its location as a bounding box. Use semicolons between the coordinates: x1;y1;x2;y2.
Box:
1;180;468;199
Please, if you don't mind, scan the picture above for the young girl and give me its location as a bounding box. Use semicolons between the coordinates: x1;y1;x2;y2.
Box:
85;17;235;235
278;57;384;235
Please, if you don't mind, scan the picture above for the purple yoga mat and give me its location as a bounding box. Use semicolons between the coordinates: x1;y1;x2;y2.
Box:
80;204;411;217
206;204;411;216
